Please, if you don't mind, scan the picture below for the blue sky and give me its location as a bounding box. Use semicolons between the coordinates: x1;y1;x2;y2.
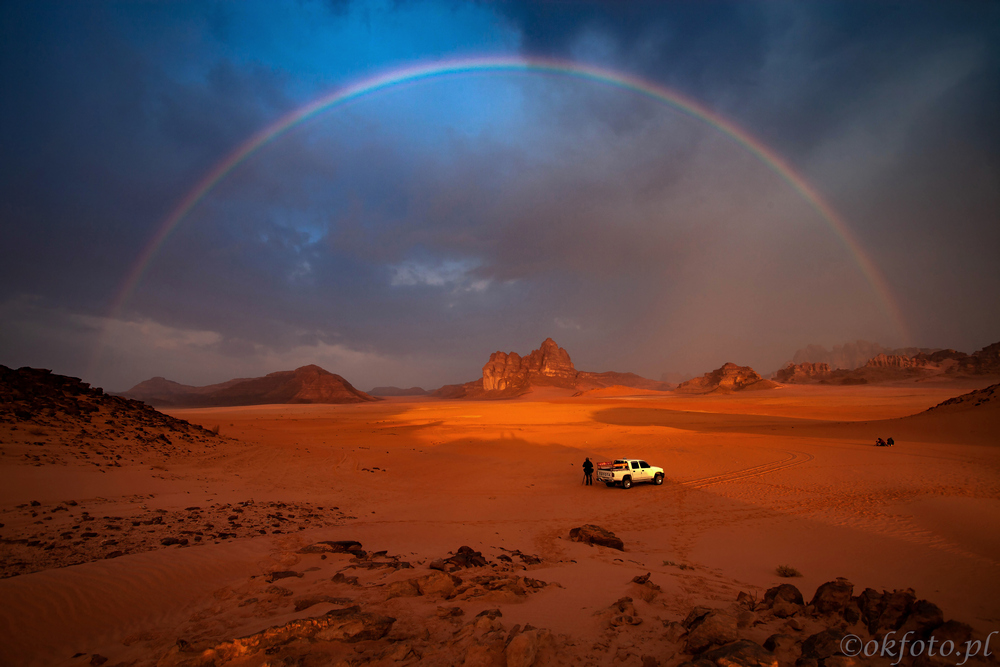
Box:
1;1;998;391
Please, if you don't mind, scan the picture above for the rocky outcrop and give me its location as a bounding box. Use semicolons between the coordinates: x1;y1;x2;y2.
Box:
956;341;1000;375
774;362;832;384
677;363;777;393
482;338;577;392
864;353;926;369
924;382;999;413
122;365;378;407
433;338;669;398
568;524;625;551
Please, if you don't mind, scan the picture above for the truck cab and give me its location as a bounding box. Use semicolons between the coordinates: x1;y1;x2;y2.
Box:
595;458;664;489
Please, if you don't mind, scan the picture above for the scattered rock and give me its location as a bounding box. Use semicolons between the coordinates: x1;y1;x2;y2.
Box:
698;640;779;667
568;524;624;551
429;545;489;572
264;570;303;583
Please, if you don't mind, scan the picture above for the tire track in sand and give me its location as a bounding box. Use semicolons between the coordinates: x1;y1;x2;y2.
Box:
680;449;815;489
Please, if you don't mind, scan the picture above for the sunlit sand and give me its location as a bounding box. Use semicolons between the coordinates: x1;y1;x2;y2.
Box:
2;380;997;665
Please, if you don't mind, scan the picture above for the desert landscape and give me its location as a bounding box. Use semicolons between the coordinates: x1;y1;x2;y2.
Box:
2;338;998;667
4;4;999;667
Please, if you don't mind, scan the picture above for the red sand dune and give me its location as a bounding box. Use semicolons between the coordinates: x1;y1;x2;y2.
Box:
1;369;999;665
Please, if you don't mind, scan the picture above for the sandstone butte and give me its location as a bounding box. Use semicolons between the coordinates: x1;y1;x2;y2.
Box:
675;362;778;394
433;337;671;399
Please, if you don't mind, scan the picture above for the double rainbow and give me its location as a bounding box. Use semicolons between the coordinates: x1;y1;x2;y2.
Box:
110;56;907;341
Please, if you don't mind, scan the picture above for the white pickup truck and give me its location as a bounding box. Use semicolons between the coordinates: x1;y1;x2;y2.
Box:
595;459;664;489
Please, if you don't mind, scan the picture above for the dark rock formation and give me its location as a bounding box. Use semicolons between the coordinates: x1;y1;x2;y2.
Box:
568;524;625;551
810;578;854;615
774;362;832;384
677;363;778;394
0;365;220;468
123;365;378;407
429;546;489;572
764;584;805;607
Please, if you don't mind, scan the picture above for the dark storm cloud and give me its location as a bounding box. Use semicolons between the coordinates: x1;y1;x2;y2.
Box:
1;1;998;391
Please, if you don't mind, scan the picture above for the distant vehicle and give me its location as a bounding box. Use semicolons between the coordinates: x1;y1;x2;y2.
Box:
595;458;664;489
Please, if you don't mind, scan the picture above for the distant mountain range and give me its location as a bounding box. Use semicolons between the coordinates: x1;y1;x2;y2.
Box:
369;386;429;397
773;341;1000;384
122;365;378;407
787;340;941;370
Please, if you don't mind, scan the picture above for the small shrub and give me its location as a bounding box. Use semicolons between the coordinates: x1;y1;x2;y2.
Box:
776;564;802;578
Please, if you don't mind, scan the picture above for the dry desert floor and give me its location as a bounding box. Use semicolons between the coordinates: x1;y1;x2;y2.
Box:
1;380;998;666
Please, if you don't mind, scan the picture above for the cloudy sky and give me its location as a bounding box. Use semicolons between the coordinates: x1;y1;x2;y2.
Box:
2;1;998;392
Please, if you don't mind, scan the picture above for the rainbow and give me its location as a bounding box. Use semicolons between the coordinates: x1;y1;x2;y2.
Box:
110;56;908;340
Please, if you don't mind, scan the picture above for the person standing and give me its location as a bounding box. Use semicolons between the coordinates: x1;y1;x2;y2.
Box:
583;457;594;485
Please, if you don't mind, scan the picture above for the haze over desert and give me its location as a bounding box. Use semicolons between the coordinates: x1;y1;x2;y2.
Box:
3;2;1000;666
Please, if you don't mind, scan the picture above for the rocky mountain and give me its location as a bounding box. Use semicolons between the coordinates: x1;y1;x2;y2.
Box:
123;365;378;407
782;340;1000;385
369;386;429;397
789;340;939;370
432;338;670;399
774;362;832;384
775;340;1000;384
676;362;778;394
0;365;220;466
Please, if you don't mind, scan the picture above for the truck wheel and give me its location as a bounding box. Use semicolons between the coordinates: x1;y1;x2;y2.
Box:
621;477;632;489
605;482;615;488
654;473;664;485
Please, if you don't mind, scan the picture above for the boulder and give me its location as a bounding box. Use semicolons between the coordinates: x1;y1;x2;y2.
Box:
800;629;846;661
685;611;740;654
810;579;853;615
506;629;540;667
897;600;944;637
699;640;779;667
764;584;805;607
430;545;490;571
416;570;462;597
763;634;798;653
568;524;624;551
